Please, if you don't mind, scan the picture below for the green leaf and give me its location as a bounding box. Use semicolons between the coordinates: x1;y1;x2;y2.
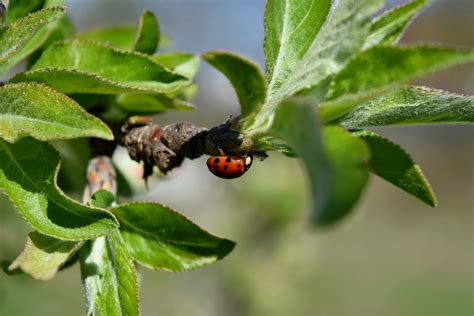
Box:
243;0;383;135
80;231;139;316
11;40;189;94
133;10;159;54
77;24;171;52
327;45;474;100
268;100;370;226
268;100;330;222
0;6;65;74
0;138;118;240
77;26;137;50
7;0;46;23
320;45;474;122
8;231;83;281
339;86;474;127
115;94;195;114
154;52;200;79
354;130;436;206
0;83;113;143
203;50;267;118
363;0;429;50
110;202;235;272
264;0;332;89
318;127;370;225
90;190;115;209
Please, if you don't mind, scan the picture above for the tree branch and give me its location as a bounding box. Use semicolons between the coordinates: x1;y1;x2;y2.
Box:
117;116;261;178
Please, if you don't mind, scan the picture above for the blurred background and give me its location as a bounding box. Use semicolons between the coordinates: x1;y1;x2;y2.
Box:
1;0;473;315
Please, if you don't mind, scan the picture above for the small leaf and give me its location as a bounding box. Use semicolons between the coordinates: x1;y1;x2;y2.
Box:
0;6;65;74
110;202;235;272
264;0;332;90
327;45;474;101
203;50;267;118
154;52;200;79
133;10;160;54
77;26;171;51
8;231;83;281
363;0;429;50
0;83;113;142
318;127;370;225
90;190;115;209
268;100;370;226
11;40;189;94
243;0;383;135
353;130;436;206
77;26;137;50
268;100;330;223
0;138;118;240
80;231;139;316
339;86;474;127
115;94;195;114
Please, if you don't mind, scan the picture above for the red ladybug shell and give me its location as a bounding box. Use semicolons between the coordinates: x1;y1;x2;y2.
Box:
206;155;253;179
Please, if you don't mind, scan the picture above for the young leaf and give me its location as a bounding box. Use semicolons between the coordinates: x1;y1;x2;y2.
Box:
90;190;115;209
353;130;436;206
243;0;383;135
0;6;65;74
363;0;429;50
11;40;189;94
133;10;160;54
77;26;137;50
0;83;113;143
320;45;474;122
110;202;236;272
115;94;195;114
327;45;474;100
268;99;330;223
339;86;474;127
268;100;370;226
0;138;118;240
77;25;171;51
318;127;370;225
203;51;267;118
264;0;332;89
154;52;200;79
7;231;83;281
80;232;139;316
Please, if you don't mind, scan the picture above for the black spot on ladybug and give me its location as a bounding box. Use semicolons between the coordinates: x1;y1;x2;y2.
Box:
237;164;241;167
213;158;220;164
223;165;228;170
226;157;231;163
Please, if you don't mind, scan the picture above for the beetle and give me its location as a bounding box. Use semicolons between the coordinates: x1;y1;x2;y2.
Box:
206;151;253;179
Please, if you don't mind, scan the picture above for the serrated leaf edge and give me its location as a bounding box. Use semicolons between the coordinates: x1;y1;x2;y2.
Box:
0;82;114;142
111;201;236;273
0;141;119;241
0;6;66;61
355;130;437;206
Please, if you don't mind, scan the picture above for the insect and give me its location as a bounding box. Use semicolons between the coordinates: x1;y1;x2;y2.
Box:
206;150;253;179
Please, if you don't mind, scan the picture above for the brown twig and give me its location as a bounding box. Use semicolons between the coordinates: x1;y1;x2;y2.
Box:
117;116;263;179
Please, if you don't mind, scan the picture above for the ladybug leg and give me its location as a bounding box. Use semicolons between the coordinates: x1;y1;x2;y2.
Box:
218;147;226;156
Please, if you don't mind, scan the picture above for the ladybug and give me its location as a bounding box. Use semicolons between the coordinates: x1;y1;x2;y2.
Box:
206;151;253;179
